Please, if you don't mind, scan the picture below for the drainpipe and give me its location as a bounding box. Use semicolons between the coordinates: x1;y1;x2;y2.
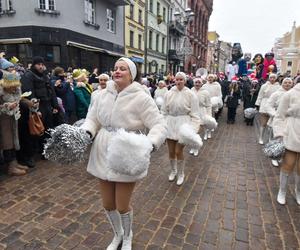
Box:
166;1;170;75
144;0;148;74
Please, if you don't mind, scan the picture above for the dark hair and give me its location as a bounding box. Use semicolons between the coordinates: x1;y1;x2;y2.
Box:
53;67;64;76
133;62;141;83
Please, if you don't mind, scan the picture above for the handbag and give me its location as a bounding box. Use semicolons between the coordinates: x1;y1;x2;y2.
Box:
28;111;45;136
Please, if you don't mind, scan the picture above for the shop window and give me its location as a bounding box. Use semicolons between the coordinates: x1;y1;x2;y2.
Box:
38;45;61;63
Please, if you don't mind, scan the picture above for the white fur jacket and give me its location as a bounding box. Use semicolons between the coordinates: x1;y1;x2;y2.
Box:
201;81;222;98
255;81;280;113
273;83;300;153
191;87;212;118
81;81;167;182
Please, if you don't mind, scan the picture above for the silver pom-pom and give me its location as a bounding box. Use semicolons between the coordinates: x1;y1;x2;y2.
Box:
73;119;85;127
263;139;285;160
244;108;257;119
43;124;92;165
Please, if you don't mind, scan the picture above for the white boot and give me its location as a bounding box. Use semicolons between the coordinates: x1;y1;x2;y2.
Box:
203;130;208;141
105;210;124;250
193;149;199;157
258;126;264;145
189;149;194;155
207;130;212;139
168;159;177;181
277;171;289;205
121;210;133;250
295;174;300;205
271;159;279;167
176;160;185;186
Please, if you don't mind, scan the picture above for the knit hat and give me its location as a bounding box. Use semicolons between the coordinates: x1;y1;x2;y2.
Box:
32;56;45;66
0;58;14;70
0;71;21;88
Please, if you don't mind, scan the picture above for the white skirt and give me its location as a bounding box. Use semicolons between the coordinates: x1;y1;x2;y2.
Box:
166;115;190;141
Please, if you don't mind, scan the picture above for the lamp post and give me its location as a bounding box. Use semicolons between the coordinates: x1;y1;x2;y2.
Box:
174;8;195;72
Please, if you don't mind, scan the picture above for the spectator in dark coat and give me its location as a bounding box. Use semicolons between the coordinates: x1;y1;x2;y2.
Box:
17;56;59;167
226;79;241;124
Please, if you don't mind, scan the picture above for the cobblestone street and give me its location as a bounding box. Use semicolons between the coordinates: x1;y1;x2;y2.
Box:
1;108;300;250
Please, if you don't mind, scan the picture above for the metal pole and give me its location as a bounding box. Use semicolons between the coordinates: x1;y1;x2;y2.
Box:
144;0;148;74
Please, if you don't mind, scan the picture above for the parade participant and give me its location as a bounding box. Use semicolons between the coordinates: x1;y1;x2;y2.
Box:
226;61;238;81
97;73;109;90
226;77;241;124
255;73;280;144
190;77;212;152
202;74;223;138
154;80;168;109
253;54;264;80
262;52;277;80
243;78;260;126
81;58;167;250
265;78;294;167
0;72;28;175
273;81;300;205
161;72;200;185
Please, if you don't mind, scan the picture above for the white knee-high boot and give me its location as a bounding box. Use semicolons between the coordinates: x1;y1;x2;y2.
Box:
176;160;185;186
277;171;289;205
105;210;124;250
168;159;177;181
121;210;133;250
258;126;264;145
204;130;208;141
295;174;300;205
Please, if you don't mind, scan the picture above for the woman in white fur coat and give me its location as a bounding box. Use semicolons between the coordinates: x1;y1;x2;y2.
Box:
81;58;167;250
201;74;222;139
154;80;168;109
265;78;294;167
273;82;300;205
161;72;200;186
255;73;280;145
190;77;212;156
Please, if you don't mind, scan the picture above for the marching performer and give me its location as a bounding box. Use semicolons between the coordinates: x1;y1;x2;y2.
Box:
255;73;280;144
161;72;201;185
81;58;167;250
154;80;168;109
273;81;300;205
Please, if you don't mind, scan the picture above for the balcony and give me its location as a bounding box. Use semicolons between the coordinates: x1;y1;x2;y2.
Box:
168;50;181;62
106;0;131;6
169;21;185;36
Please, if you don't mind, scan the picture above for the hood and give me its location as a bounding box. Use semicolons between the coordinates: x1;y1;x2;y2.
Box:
170;85;189;92
106;80;146;96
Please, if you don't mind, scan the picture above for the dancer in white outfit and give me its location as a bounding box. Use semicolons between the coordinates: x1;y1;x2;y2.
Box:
154;80;168;109
161;72;201;185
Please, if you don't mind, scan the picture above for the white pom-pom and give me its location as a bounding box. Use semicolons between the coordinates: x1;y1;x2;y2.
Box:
203;115;218;130
211;97;222;112
244;108;257;119
155;96;164;108
107;129;153;176
178;123;203;149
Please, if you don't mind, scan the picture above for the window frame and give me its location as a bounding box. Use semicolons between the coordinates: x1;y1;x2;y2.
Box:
129;3;134;20
39;0;56;10
163;7;166;21
84;0;96;24
107;8;116;33
162;37;165;54
149;0;153;13
156;34;159;51
138;34;142;50
156;1;160;16
138;9;143;24
149;30;153;50
130;30;134;48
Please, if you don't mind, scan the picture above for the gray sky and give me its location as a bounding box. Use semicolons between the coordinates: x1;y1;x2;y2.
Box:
209;0;300;56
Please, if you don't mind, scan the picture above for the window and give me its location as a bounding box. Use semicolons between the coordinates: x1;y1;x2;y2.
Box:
84;0;95;24
161;64;164;73
149;0;153;13
287;61;292;67
0;1;2;12
149;30;153;49
170;8;173;21
138;34;142;50
163;7;166;21
39;0;55;10
156;34;159;51
130;31;134;48
129;4;134;19
162;37;165;53
138;9;143;24
157;2;160;16
107;8;115;33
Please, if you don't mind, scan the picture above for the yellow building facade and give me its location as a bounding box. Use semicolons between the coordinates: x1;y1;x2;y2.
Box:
125;0;145;73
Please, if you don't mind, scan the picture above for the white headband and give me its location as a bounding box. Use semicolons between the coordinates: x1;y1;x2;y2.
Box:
118;57;137;80
175;72;187;82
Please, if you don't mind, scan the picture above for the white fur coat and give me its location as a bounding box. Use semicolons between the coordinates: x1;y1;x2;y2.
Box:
255;81;280;113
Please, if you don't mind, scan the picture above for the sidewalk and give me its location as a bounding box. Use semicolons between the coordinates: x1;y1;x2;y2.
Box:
0;107;299;249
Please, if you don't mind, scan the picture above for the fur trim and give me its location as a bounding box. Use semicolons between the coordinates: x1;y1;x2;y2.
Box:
211;97;223;112
107;129;153;176
178;123;203;149
155;96;164;108
203;115;218;130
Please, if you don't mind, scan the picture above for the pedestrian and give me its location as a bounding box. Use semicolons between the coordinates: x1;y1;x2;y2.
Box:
190;77;212;152
81;58;167;250
243;78;260;126
18;56;59;167
0;72;28;175
265;78;294;167
161;72;200;185
226;77;241;124
273;81;300;205
226;61;238;81
255;73;280;144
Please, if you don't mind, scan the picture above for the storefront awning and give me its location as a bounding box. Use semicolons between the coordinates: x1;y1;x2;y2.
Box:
130;56;144;64
0;38;32;44
66;41;125;57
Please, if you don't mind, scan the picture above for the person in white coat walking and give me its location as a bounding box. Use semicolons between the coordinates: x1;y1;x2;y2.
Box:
265;78;294;167
273;82;300;205
255;73;280;145
81;58;167;250
161;72;201;186
154;80;168;109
